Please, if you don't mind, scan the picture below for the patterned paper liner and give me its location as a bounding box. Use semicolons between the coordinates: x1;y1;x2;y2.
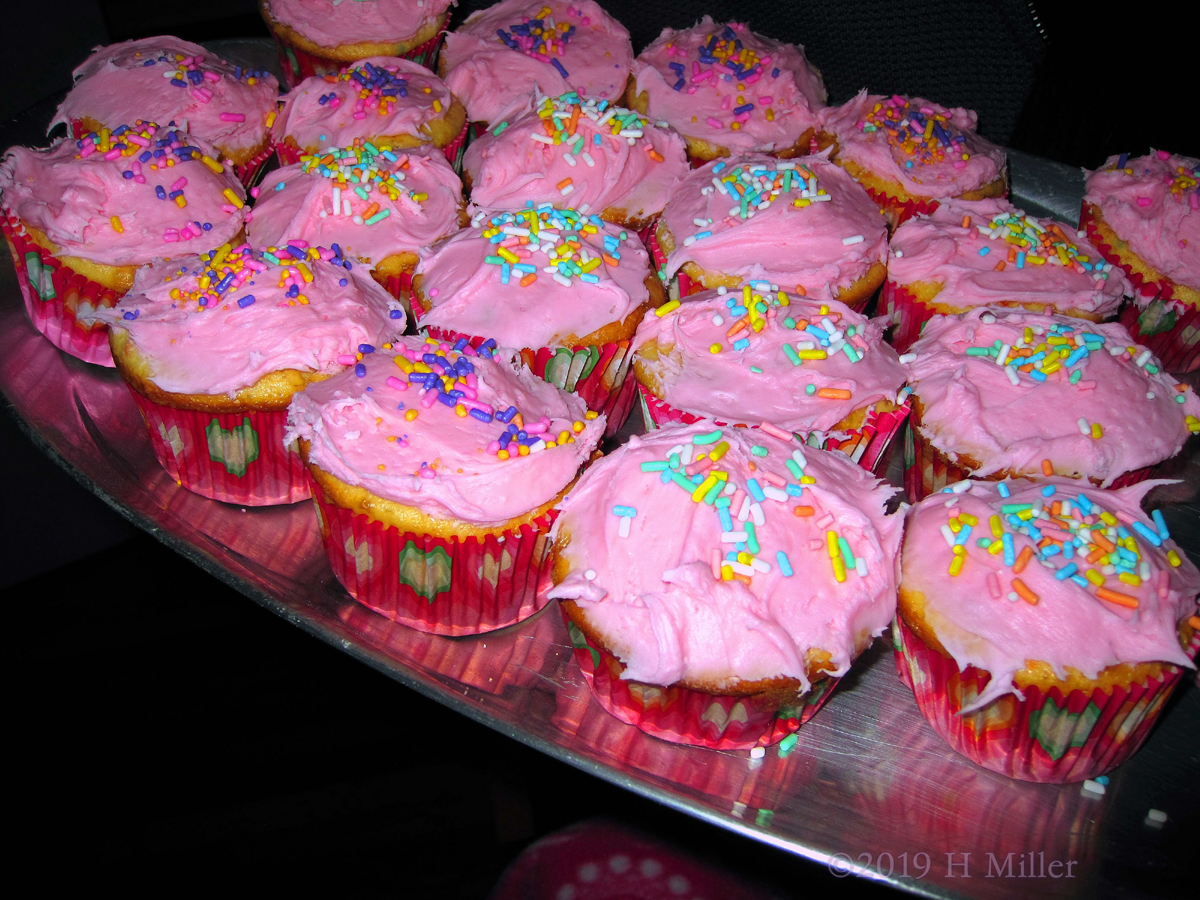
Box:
564;613;838;750
882;280;940;353
1081;201;1200;373
310;475;555;635
638;383;910;475
904;412;1158;502
375;269;413;302
275;120;467;170
2;214;121;366
893;615;1197;782
861;182;941;230
270;27;445;90
128;388;311;505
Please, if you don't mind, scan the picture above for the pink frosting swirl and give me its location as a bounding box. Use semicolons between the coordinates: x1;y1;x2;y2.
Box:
634;289;905;433
902;477;1198;711
273;56;456;151
631;17;827;155
51;36;279;160
820;91;1006;199
548;422;902;689
415;207;651;348
441;0;633;126
659;153;888;296
248;148;463;264
906;308;1200;484
263;0;453;48
463;93;689;223
1084;150;1200;295
0;124;246;266
286;335;605;526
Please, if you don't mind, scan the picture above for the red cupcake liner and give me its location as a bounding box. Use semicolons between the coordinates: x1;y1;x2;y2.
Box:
882;280;939;353
893;615;1197;782
374;269;413;302
444;121;483;174
310;475;555;636
638;383;909;475
563;613;838;750
860;183;941;230
128;388;310;505
2;213;121;366
270;27;445;90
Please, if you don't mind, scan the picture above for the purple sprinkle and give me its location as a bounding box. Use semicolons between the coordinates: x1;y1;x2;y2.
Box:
236;294;255;308
550;59;569;79
355;363;366;377
339;278;348;286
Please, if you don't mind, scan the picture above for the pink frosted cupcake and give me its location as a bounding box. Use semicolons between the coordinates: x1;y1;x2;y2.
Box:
51;36;280;186
627;17;827;163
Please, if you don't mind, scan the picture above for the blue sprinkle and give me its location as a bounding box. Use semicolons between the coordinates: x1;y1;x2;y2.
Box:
1152;509;1170;540
1042;485;1056;497
339;278;349;287
776;551;794;577
354;363;366;377
236;295;255;308
1055;562;1078;581
469;409;492;423
389;310;403;319
358;343;375;354
997;481;1010;498
1130;521;1163;547
746;479;766;502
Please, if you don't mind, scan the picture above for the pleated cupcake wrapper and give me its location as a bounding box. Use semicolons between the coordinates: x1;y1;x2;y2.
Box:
892;615;1196;783
860;183;942;231
128;388;310;505
271;28;445;90
903;411;1157;502
638;383;909;475
2;213;121;366
310;479;555;636
375;269;413;301
564;613;838;750
443;121;479;174
1080;202;1199;373
882;280;940;353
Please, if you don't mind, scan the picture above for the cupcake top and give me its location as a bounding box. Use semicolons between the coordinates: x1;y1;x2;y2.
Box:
658;153;888;297
0;122;246;266
1084;150;1200;293
889;198;1129;317
820;92;1006;199
634;289;906;434
98;244;403;396
905;308;1200;484
441;0;634;127
902;477;1198;711
262;0;453;48
415;207;653;348
273;57;456;152
248;144;463;265
51;36;279;162
630;17;827;155
548;422;902;690
286;335;606;526
463;93;689;224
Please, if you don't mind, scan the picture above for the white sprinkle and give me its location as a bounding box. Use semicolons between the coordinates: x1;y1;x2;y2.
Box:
1082;780;1106;797
995;343;1011;366
1135;349;1152;368
750;502;765;527
762;486;789;502
980;313;996;324
693;217;710;227
729;561;755;576
581;152;595;167
560;184;575;196
1005;364;1020;386
736;496;752;522
530;133;554;144
584;569;596;580
855;558;867;578
1008;592;1019;602
722;481;736;495
712;314;724;326
749;747;765;759
618;515;631;538
944;497;959;508
791;448;807;468
842;234;865;245
563;153;577;167
894;249;903;258
941;524;956;547
1146;809;1168;824
1078;417;1090;435
553;273;572;287
898;352;917;364
679;443;693;466
683;235;697;246
750;558;771;573
1147;391;1155;400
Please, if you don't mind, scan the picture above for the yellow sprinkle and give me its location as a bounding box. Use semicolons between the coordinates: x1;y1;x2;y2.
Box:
222;188;244;209
1168;549;1182;567
948;554;964;576
692;475;719;502
200;155;224;174
989;515;1003;538
394;356;414;373
572;421;585;433
585;410;600;419
709;441;730;462
1091;422;1103;439
432;99;442;113
1099;511;1117;526
174;195;187;208
1118;572;1141;587
795;349;827;360
710;343;722;354
110;215;123;234
455;404;468;417
265;111;277;128
297;262;314;283
1085;569;1105;586
519;445;530;456
799;475;816;484
404;409;419;421
988;539;1004;555
958;513;977;526
826;531;839;558
655;299;680;317
721;564;734;581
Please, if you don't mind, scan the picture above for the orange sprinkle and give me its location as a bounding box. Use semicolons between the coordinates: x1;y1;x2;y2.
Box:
1041;459;1054;476
1092;532;1116;553
961;215;971;228
817;388;853;400
794;285;807;296
1086;547;1107;564
567;105;580;135
793;506;815;517
361;202;380;220
994;260;1006;271
1189;615;1200;630
791;318;808;330
1013;545;1034;574
602;253;619;266
1051;501;1061;517
726;319;749;338
648;148;664;162
556;177;573;190
1012;578;1039;605
1008;245;1018;263
519;273;537;287
1096;587;1139;609
732;573;753;586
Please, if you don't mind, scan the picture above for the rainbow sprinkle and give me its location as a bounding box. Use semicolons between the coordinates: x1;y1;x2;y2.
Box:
291;141;428;224
495;5;587;77
662;24;783;131
472;206;631;288
859;96;971;171
529;94;655;163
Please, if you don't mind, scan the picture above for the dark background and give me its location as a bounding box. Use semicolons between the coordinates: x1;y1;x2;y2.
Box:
3;2;1197;895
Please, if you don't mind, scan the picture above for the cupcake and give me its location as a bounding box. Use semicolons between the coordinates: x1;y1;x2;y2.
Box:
896;477;1199;782
272;56;466;166
0;122;247;366
462;93;689;231
260;0;453;87
627;18;827;163
633;288;908;471
818;92;1007;229
286;334;605;635
95;243;404;505
248;144;465;301
440;0;635;129
412;207;666;434
1082;150;1200;373
903;308;1200;500
50;36;280;186
651;153;888;308
885;198;1130;351
548;421;903;749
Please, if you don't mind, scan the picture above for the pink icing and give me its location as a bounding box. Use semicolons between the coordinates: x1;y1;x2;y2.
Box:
441;0;633;126
248;149;462;264
658;153;888;296
415;208;651;348
888;198;1128;317
463;93;689;223
94;247;404;396
0;124;246;266
819;91;1006;199
51;37;279;159
548;422;902;689
633;288;905;433
286;335;605;526
1083;151;1200;295
273;56;456;152
263;0;452;48
631;17;827;155
902;477;1198;711
906;308;1200;484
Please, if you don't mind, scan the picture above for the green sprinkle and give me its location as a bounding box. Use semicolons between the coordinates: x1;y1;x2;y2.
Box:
751;445;769;457
492;121;508;136
805;384;816;396
640;461;668;472
783;317;797;329
785;458;803;479
782;344;802;366
715;496;731;508
262;251;280;265
749;365;763;373
1001;503;1033;514
976;537;992;548
485;255;505;264
778;734;799;756
364;209;391;225
965;347;992;356
692;429;723;445
669;472;695;492
745;520;760;554
354;186;370;200
1069;369;1082;384
703;479;724;505
838;536;855;569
